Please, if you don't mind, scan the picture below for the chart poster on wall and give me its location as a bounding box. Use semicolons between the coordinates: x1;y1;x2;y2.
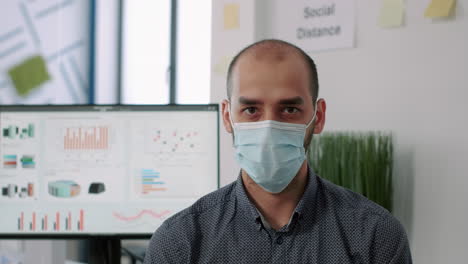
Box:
0;0;91;105
268;0;355;53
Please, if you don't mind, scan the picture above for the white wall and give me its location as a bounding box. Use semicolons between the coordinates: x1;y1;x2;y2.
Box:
210;0;256;185
211;0;468;263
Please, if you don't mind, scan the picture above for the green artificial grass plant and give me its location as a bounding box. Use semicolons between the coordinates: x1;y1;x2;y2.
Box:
308;131;393;212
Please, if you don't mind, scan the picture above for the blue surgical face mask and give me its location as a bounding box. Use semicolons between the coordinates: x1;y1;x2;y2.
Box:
229;103;317;193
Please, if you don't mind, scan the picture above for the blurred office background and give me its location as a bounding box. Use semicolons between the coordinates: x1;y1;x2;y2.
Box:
0;0;467;263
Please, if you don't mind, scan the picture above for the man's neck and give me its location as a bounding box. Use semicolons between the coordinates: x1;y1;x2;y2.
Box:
241;162;309;230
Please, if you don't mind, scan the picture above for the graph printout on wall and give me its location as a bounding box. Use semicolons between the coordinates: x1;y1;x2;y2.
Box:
0;0;91;104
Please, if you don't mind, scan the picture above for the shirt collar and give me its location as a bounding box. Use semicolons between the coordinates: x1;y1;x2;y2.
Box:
234;166;318;228
234;171;262;224
294;166;318;220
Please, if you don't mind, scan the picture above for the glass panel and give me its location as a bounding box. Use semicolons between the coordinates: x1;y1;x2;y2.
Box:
176;0;212;104
121;0;171;104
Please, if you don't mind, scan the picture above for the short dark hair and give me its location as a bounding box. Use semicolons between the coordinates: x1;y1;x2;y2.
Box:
226;39;319;102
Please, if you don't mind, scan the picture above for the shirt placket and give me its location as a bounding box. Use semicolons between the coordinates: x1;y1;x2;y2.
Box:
270;214;301;263
271;230;288;263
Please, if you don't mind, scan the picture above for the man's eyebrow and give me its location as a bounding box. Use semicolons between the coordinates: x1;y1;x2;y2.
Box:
278;96;304;105
238;96;262;105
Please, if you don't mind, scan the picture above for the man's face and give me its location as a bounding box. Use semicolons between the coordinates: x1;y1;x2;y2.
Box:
222;53;326;146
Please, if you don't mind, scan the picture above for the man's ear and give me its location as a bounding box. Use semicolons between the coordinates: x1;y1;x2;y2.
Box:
313;99;327;134
221;99;233;134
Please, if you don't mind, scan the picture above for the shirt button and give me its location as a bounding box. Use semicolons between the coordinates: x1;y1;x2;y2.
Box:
276;236;283;245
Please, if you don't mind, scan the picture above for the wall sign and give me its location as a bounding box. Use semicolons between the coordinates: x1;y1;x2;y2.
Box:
269;0;355;52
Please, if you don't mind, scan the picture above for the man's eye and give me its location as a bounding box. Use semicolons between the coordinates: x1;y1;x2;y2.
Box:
243;107;257;115
283;107;299;114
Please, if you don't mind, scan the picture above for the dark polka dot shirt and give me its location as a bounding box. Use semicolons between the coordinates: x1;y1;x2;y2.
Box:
144;169;412;263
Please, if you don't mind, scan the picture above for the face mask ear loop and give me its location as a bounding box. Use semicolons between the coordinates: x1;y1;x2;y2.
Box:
306;99;319;129
227;100;234;127
227;100;236;131
227;100;237;147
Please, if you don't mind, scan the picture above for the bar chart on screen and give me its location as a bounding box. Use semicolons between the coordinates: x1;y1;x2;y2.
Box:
63;126;109;150
42;119;115;153
1;123;35;140
139;169;167;195
42;120;125;169
0;182;36;200
16;209;85;232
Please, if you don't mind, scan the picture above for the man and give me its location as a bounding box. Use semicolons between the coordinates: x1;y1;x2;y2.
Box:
144;39;412;263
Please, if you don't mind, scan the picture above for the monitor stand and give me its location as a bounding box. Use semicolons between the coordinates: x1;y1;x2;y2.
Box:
88;237;121;264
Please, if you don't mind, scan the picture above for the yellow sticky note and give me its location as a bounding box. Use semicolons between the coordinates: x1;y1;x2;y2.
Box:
8;55;51;97
224;3;239;30
424;0;456;18
213;56;233;76
379;0;404;28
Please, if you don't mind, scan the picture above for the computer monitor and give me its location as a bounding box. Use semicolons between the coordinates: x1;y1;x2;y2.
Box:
0;105;219;238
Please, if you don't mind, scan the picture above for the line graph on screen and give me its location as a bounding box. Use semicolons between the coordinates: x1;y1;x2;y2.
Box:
112;210;171;222
110;209;172;231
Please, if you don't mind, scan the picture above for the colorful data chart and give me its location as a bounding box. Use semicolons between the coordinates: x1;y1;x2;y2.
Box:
20;155;35;168
3;154;17;168
112;209;171;222
152;130;199;152
2;123;35;139
48;180;81;198
141;169;166;194
1;183;34;198
63;126;109;150
17;209;85;231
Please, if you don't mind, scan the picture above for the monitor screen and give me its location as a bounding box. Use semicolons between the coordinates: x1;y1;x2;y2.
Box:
0;105;219;237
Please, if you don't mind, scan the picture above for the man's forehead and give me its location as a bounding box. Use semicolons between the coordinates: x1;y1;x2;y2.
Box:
232;53;310;88
234;47;305;70
240;40;302;59
234;55;310;86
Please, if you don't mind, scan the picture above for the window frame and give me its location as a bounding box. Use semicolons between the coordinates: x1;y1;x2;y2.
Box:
118;0;178;105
